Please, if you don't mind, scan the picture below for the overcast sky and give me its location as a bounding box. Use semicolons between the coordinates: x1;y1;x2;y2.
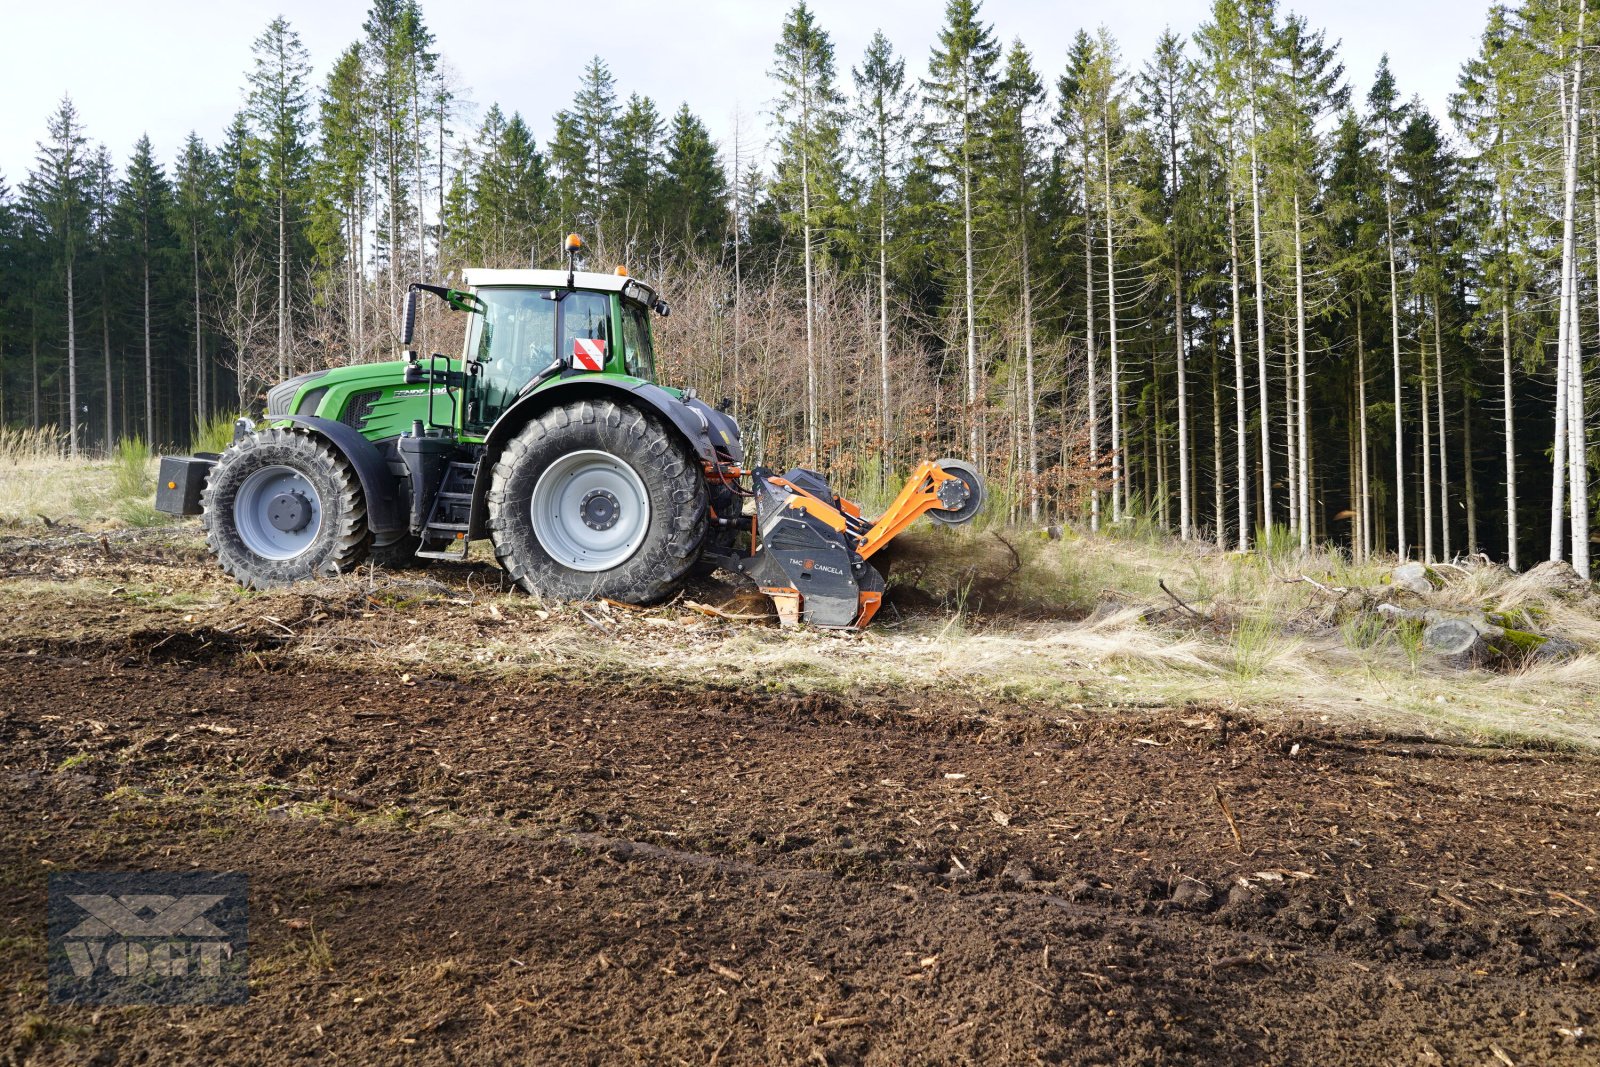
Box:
0;0;1491;186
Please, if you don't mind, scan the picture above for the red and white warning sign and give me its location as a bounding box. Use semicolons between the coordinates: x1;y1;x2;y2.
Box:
572;337;607;371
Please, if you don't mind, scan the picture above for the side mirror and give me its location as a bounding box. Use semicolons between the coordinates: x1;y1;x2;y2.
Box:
401;289;418;348
654;300;671;318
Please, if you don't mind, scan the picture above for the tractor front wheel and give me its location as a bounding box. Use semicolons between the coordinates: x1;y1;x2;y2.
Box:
201;429;372;589
488;399;707;603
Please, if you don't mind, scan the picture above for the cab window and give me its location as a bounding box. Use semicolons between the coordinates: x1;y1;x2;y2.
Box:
559;291;613;370
465;288;556;431
622;303;654;380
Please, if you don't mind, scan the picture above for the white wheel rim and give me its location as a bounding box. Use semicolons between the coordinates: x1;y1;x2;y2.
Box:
531;449;651;572
235;464;324;560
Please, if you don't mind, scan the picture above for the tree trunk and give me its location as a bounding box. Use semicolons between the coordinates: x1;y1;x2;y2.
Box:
1502;229;1518;570
278;192;288;381
30;314;39;430
1022;223;1039;523
802;209;818;467
102;304;113;447
1104;113;1122;523
194;239;206;428
1084;144;1100;533
1249;70;1273;534
1170;124;1190;541
1357;301;1372;560
1387;192;1407;558
143;253;153;441
1284;316;1296;535
1293;190;1310;550
1434;297;1450;560
1464;381;1479;556
1420;309;1434;562
1227;161;1250;549
66;257;78;457
879;201;891;486
1212;338;1226;546
963;138;980;467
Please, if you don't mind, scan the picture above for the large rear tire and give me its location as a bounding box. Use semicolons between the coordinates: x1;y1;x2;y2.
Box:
201;429;371;589
488;399;707;603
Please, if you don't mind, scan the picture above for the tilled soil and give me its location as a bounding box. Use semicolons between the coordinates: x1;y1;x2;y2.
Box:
3;630;1599;1066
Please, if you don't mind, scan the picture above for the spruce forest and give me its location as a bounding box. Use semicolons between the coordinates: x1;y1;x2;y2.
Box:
3;0;1597;576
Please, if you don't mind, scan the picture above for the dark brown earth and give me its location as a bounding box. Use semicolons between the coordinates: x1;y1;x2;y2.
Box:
0;525;1597;1063
3;624;1600;1066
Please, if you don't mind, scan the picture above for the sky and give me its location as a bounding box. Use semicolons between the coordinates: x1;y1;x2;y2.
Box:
0;0;1492;187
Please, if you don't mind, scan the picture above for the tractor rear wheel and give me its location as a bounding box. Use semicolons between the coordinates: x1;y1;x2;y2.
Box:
201;428;371;589
487;399;707;603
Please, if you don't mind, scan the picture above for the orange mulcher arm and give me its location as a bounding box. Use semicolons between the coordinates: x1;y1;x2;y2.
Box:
856;461;965;559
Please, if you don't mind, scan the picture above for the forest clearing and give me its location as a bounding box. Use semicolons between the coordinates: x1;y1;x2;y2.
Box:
6;0;1600;1060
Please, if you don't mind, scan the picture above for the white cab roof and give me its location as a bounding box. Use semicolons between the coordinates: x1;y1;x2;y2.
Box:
462;268;636;292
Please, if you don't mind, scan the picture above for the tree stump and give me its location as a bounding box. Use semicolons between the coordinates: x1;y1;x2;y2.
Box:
1423;618;1487;668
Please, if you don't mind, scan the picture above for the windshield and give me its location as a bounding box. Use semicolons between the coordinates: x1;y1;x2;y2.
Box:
464;288;615;431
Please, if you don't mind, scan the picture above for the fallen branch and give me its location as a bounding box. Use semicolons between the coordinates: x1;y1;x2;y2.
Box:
1282;574;1349;596
1158;579;1205;619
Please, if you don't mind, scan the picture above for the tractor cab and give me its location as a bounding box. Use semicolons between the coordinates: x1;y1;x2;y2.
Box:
450;266;664;434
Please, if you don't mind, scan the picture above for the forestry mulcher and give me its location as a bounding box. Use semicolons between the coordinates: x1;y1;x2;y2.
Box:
155;237;984;628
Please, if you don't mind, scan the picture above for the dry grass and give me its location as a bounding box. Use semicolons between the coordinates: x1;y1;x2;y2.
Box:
2;457;1597;750
0;429;171;528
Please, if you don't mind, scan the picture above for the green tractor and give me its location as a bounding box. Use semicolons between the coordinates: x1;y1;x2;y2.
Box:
156;238;984;628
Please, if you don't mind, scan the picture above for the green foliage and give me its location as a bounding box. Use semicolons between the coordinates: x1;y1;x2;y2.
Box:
111;437;152;500
1230;613;1279;681
0;0;1587;576
189;412;244;455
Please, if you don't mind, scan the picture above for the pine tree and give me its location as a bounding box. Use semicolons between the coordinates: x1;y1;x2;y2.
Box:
609;94;665;252
316;43;374;360
24;97;90;454
85;146;118;447
118;135;175;441
363;0;415;337
1265;14;1347;549
1369;58;1410;558
923;0;1000;466
549;57;619;236
851;30;914;480
1140;30;1197;539
990;41;1046;519
771;2;846;466
1058;31;1104;529
662;105;726;249
247;15;312;381
172;134;219;426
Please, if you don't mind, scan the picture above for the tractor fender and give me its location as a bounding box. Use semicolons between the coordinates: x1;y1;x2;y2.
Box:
275;415;406;534
466;379;737;541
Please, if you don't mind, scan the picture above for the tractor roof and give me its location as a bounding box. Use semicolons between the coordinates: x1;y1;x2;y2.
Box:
463;268;636;293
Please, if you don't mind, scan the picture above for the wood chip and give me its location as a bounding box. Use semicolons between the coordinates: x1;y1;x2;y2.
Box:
708;962;744;983
1551;891;1596;915
1213;786;1243;851
1489;1041;1516;1066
